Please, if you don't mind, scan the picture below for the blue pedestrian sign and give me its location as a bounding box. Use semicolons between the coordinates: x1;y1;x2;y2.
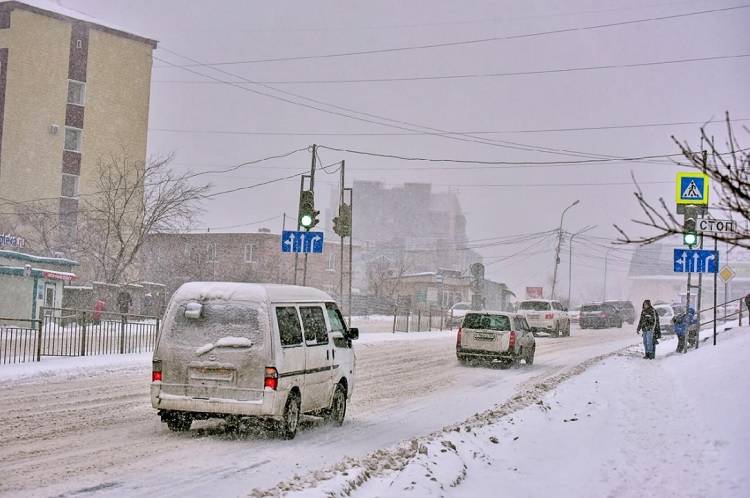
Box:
673;249;719;273
281;230;324;254
675;172;709;206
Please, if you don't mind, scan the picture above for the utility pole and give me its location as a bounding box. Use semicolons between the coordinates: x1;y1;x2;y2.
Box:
603;247;614;302
568;225;595;308
345;187;354;327
301;145;317;287
338;162;345;303
551;200;580;299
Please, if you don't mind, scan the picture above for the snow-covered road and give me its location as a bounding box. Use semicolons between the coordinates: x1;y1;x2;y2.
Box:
0;325;642;498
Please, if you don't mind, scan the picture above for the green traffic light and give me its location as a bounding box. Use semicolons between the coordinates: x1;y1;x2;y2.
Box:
684;232;698;246
300;214;313;228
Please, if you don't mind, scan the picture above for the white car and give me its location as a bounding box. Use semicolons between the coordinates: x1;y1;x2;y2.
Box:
653;304;675;333
456;311;536;367
448;302;472;328
518;299;570;337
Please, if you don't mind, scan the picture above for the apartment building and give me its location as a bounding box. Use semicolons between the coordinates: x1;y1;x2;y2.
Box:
0;1;156;248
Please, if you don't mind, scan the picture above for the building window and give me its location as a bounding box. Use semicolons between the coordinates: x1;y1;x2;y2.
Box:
61;174;79;198
206;242;217;262
244;243;257;263
67;80;85;105
327;252;336;271
64;127;82;152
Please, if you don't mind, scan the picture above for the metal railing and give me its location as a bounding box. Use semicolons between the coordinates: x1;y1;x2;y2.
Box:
392;306;447;333
0;308;160;364
0;317;42;364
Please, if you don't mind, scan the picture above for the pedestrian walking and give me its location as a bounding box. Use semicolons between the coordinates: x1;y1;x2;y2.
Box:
636;299;660;359
745;293;750;315
672;307;696;353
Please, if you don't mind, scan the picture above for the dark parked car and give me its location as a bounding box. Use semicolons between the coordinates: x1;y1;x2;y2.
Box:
579;303;623;329
603;300;636;324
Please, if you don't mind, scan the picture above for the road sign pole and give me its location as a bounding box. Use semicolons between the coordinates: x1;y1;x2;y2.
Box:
713;237;718;346
696;232;704;347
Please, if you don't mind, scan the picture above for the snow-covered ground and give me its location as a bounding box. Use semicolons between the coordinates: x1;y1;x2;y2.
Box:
0;323;645;498
278;326;750;498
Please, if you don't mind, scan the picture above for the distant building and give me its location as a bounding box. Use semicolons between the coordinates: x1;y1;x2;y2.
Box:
388;269;514;312
0;1;157;250
328;181;482;293
140;232;356;306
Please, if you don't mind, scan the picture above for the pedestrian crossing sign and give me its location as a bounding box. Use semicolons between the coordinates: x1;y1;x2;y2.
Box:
675;172;709;205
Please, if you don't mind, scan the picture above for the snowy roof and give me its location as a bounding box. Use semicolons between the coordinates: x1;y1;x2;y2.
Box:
172;282;334;304
2;1;157;47
0;249;78;266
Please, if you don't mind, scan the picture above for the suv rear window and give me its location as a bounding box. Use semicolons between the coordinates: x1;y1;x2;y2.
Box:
581;304;601;312
462;313;511;331
519;301;551;311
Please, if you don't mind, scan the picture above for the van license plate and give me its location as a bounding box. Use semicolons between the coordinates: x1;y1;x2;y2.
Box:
474;332;496;341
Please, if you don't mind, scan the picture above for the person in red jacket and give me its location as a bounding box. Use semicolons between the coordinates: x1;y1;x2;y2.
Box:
93;297;106;324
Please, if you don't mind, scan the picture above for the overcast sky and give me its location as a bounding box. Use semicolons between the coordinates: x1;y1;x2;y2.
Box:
58;0;750;302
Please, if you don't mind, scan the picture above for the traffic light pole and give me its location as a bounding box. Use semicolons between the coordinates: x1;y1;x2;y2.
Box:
293;176;304;285
339;162;345;304
345;187;353;327
302;146;317;287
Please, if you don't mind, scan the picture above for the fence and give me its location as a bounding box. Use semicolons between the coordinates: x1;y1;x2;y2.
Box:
0;307;160;364
0;317;41;365
392;306;448;333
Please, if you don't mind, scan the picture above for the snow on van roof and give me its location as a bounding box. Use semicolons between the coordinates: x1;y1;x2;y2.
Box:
172;282;334;303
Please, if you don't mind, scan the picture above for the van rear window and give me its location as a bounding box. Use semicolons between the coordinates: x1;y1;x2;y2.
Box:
462;314;511;331
171;302;263;346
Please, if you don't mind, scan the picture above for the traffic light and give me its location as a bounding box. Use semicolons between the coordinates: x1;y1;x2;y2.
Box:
683;206;698;248
299;190;319;230
332;203;351;237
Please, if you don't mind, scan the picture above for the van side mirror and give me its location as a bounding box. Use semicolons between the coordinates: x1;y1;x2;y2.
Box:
347;327;359;340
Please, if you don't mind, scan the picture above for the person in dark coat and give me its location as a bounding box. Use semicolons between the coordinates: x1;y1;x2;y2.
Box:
745;293;750;315
636;299;660;359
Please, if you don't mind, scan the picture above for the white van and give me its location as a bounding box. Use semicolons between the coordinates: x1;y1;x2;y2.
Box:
151;282;358;439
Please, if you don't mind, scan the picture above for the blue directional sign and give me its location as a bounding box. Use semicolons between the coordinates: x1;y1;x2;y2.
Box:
673;249;719;273
281;230;324;254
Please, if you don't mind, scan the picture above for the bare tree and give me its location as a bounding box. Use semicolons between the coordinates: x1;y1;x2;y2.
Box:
614;113;750;249
77;152;210;284
367;254;411;300
2;199;65;256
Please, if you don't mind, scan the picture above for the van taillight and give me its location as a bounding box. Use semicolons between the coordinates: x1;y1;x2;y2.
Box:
152;360;162;382
456;328;462;351
264;367;278;390
545;313;554;320
508;331;517;351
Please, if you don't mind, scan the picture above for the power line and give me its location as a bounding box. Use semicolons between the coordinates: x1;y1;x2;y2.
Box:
149;117;750;137
315;144;692;166
155;47;665;163
154;4;750;67
153;53;750;85
0;147;311;209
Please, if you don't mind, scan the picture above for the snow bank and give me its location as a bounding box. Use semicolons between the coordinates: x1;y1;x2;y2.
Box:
0;352;150;384
273;327;750;498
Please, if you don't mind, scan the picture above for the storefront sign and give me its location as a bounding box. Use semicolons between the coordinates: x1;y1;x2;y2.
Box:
0;232;26;248
42;270;75;282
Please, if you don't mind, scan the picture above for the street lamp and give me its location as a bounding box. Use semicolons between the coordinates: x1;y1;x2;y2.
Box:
603;247;614;302
551;200;580;299
568;225;596;308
